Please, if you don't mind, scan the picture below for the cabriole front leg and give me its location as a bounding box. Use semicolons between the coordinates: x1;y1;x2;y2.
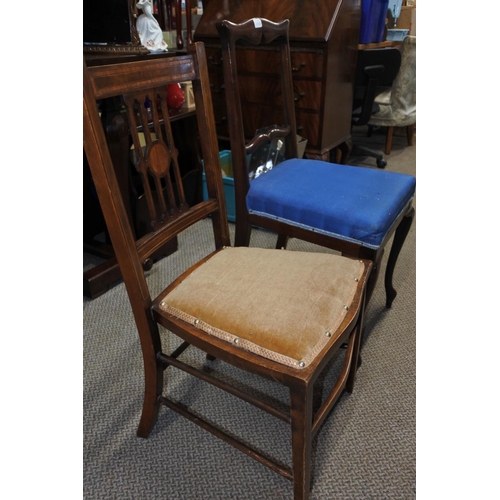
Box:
385;207;415;308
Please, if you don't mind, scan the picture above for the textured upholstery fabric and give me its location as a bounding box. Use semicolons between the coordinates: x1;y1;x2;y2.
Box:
368;35;416;128
246;159;416;249
160;247;366;369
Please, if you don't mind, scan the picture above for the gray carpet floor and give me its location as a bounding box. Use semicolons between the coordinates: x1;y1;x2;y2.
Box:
83;126;416;499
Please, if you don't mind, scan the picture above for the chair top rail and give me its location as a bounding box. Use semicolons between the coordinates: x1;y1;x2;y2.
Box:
217;18;289;47
86;54;198;100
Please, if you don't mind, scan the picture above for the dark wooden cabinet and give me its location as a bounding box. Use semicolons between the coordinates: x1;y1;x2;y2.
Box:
194;0;361;160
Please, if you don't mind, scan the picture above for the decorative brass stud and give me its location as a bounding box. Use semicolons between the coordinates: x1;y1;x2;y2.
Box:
234;338;240;344
194;319;200;325
354;277;359;282
160;301;165;307
344;305;349;311
298;361;305;368
325;331;332;337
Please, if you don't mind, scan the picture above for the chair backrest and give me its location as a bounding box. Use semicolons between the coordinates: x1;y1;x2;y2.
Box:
389;35;416;113
83;43;231;319
352;47;401;126
216;18;299;198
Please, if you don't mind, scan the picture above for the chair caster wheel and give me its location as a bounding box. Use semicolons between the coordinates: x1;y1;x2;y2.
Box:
376;158;387;168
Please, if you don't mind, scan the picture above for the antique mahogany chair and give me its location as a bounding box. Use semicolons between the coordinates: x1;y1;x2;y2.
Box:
217;18;416;308
83;43;372;499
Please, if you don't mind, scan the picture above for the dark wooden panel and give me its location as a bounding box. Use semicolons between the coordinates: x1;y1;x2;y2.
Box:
195;0;361;158
195;0;348;43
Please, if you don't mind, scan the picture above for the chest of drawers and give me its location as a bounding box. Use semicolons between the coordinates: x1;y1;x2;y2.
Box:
194;0;361;160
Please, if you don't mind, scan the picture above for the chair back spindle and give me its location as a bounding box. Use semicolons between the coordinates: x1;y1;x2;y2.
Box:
83;44;231;308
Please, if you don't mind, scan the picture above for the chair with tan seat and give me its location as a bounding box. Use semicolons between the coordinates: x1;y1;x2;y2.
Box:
84;42;372;499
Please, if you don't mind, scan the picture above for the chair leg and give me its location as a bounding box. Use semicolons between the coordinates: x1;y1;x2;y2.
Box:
365;248;384;306
135;322;164;437
234;216;252;247
137;364;163;438
384;207;415;308
276;233;289;249
407;124;416;146
346;293;366;392
385;126;394;155
290;384;314;500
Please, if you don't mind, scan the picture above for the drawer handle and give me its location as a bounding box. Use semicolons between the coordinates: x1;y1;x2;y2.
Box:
294;91;306;102
208;56;223;66
210;84;225;94
292;61;306;72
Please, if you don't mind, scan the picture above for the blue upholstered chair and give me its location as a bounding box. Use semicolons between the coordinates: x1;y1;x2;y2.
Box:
217;19;415;307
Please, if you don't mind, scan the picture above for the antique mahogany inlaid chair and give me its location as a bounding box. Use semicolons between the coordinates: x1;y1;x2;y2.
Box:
83;43;372;499
217;19;416;307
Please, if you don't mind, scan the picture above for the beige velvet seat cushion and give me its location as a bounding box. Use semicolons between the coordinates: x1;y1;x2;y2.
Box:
159;247;366;369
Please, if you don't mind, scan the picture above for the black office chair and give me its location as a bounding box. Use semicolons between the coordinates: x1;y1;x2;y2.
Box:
350;47;401;168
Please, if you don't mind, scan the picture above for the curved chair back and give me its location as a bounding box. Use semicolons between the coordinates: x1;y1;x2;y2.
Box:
390;35;416;119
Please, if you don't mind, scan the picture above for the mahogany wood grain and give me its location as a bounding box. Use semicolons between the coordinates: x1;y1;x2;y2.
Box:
194;0;361;159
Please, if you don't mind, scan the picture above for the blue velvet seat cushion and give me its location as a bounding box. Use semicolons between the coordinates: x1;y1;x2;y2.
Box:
246;159;416;249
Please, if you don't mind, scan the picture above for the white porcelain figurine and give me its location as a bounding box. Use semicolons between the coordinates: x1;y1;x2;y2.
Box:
136;0;168;52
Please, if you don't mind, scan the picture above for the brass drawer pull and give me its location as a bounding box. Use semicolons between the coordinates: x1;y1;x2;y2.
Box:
292;61;306;72
294;91;306;102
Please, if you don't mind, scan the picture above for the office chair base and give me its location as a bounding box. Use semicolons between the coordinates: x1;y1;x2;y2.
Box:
350;144;387;169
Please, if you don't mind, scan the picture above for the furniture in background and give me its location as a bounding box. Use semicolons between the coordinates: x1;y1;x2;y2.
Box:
154;0;194;49
368;35;416;154
350;46;402;168
194;0;361;162
84;41;372;500
83;0;199;54
217;18;416;308
83;0;150;55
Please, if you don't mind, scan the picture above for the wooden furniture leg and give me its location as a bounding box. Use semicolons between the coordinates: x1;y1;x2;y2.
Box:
336;139;352;165
407;124;416;146
290;385;313;500
185;0;192;45
384;207;415;308
166;0;173;30
175;0;183;49
385;126;394;155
